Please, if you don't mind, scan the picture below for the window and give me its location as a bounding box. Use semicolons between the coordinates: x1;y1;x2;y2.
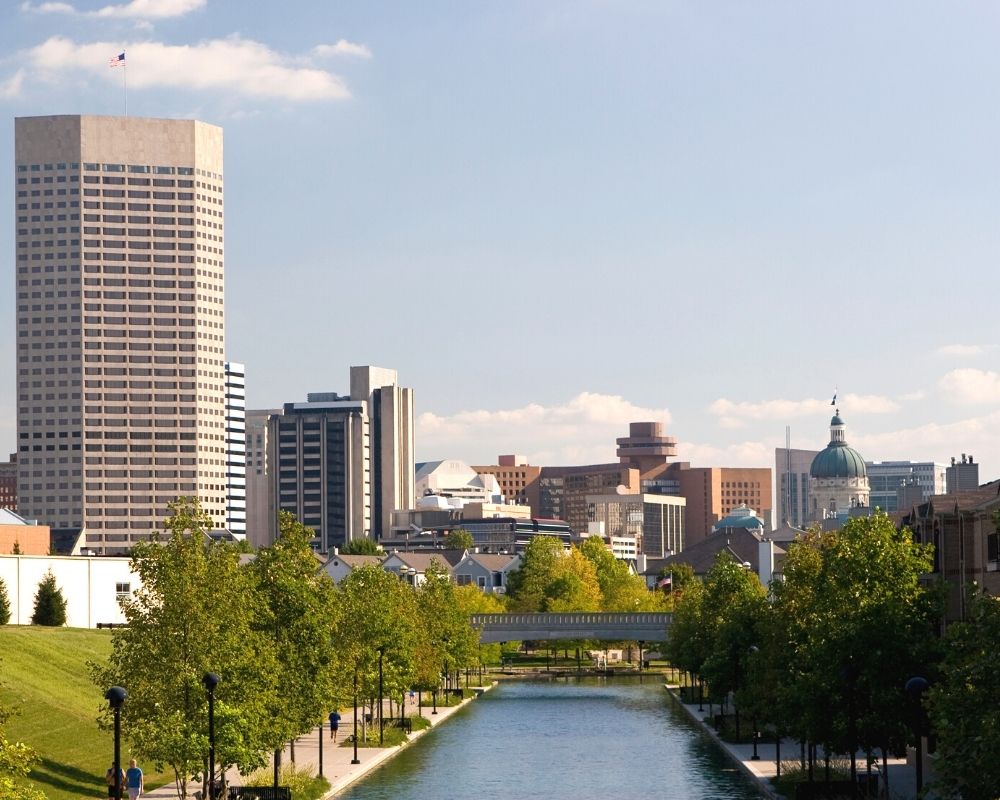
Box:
115;581;131;599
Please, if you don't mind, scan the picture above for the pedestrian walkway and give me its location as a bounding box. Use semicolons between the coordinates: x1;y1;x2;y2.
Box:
141;685;493;799
665;684;923;800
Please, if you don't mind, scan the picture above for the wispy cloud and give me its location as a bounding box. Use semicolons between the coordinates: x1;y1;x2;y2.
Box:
22;0;205;17
934;344;991;358
417;392;671;465
708;393;899;428
0;70;25;98
676;439;776;469
938;368;1000;405
14;35;352;101
312;40;372;60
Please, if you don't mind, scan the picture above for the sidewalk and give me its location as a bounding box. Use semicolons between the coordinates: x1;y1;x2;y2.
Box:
142;684;494;799
664;684;922;800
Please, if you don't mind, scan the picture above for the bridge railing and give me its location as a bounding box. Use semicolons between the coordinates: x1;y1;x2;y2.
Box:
469;612;672;627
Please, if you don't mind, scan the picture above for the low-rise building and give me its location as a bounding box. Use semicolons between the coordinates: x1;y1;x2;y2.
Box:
0;508;50;555
453;552;520;594
321;553;384;584
381;551;463;586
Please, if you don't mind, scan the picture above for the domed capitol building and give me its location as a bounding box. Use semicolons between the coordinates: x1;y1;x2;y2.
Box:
809;410;870;524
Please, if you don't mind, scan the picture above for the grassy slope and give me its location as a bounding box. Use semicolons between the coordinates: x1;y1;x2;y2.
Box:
0;626;167;800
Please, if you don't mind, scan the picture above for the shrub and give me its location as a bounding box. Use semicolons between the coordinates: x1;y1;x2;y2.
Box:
0;577;11;625
30;570;67;626
242;764;330;800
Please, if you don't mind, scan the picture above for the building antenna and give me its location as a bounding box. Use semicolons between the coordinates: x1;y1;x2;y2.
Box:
784;425;791;525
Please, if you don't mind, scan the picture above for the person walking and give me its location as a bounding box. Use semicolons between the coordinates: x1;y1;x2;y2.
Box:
105;763;125;799
329;710;341;742
125;758;144;799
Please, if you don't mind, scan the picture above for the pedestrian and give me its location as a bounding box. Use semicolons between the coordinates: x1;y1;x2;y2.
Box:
105;763;125;799
329;709;341;742
125;758;144;799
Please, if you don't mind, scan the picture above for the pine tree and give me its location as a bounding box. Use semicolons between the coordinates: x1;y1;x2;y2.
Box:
0;576;11;625
30;570;67;626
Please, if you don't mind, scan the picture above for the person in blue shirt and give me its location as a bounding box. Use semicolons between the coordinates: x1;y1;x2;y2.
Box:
329;710;342;741
125;759;143;799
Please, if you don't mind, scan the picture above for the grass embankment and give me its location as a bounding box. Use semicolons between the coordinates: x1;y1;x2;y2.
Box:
0;626;168;800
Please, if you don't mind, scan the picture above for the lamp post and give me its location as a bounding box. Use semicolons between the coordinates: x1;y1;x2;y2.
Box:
905;676;930;794
104;686;128;800
351;670;360;765
202;673;219;800
377;646;386;746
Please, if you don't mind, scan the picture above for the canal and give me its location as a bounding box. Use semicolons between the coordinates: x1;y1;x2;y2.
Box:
337;679;764;799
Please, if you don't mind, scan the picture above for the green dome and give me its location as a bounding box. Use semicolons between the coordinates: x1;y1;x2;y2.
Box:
810;442;867;479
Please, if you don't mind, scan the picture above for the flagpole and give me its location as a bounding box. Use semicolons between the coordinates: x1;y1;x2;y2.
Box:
123;59;128;117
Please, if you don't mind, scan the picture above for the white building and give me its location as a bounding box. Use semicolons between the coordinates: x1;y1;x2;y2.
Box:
809;412;870;524
414;460;503;505
0;554;139;627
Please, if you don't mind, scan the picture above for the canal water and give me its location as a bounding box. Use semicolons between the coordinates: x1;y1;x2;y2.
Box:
337;678;764;799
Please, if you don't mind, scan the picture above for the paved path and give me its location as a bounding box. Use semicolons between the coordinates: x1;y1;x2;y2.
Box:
141;685;492;799
665;684;926;800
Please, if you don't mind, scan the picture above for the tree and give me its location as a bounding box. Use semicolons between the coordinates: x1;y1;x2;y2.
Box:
0;578;10;626
0;689;45;800
543;547;602;612
444;528;474;551
31;569;66;626
91;498;277;800
927;591;1000;800
416;562;479;689
579;536;662;612
249;512;341;762
339;538;381;556
335;565;419;737
505;537;565;611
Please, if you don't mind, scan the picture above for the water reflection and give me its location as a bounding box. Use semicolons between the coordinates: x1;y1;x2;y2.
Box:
337;679;763;800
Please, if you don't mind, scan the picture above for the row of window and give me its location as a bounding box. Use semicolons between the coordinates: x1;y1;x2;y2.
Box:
17;163;199;176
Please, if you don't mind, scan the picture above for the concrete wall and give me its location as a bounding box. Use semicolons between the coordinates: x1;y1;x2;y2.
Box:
0;554;139;627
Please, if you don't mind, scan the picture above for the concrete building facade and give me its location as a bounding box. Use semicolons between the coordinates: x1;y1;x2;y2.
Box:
866;460;946;514
0;457;17;511
14;115;226;554
472;455;541;511
946;454;979;492
244;408;279;550
775;447;819;528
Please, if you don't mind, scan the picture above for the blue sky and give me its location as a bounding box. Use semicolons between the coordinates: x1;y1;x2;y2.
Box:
3;0;1000;478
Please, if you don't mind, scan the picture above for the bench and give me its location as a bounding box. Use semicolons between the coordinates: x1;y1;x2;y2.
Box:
96;622;127;629
381;717;413;734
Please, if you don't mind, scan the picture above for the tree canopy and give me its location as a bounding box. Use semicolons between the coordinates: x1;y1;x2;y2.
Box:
444;528;474;551
30;570;66;626
339;538;382;556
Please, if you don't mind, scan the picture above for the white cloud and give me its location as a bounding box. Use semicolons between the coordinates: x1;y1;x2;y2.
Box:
708;393;899;428
676;439;776;469
21;35;352;101
312;40;372;60
22;0;205;17
934;344;990;358
0;69;25;98
417;392;671;464
938;368;1000;405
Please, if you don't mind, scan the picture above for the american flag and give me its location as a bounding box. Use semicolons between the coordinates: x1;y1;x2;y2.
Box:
109;52;125;68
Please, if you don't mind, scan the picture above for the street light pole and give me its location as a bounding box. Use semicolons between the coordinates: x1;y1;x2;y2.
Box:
905;676;930;794
377;646;386;746
104;686;128;800
202;673;219;800
351;669;360;764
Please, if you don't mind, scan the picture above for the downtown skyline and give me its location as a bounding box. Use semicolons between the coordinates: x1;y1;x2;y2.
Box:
3;2;1000;476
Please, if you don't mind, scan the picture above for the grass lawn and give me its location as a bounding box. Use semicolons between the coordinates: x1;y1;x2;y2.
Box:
0;625;170;800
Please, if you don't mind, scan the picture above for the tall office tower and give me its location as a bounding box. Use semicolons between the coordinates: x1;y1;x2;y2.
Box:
349;366;414;539
14;115;226;554
244;408;280;549
224;362;246;538
865;460;947;514
268;394;370;552
0;456;17;511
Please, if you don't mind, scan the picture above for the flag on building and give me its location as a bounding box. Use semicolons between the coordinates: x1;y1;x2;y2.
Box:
109;52;126;67
831;391;837;406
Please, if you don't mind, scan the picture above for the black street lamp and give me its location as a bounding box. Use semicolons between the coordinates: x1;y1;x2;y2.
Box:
905;676;930;794
202;673;219;800
104;686;128;800
351;669;360;765
377;646;386;745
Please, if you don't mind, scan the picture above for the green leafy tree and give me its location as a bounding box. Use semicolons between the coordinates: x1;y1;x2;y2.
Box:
506;537;566;611
452;584;505;665
761;515;941;761
339;538;381;556
579;536;662;612
0;690;45;800
30;569;66;626
543;548;602;612
249;511;341;772
335;565;419;737
0;578;11;626
92;498;277;800
417;562;479;690
665;578;707;679
927;591;1000;800
444;528;474;551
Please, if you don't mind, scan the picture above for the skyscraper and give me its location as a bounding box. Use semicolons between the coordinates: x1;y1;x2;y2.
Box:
224;362;246;538
14;115;226;554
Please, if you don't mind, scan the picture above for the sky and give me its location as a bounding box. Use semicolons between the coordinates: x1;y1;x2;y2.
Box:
2;1;1000;479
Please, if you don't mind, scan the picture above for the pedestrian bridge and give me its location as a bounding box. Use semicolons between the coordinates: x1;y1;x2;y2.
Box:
469;612;671;643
